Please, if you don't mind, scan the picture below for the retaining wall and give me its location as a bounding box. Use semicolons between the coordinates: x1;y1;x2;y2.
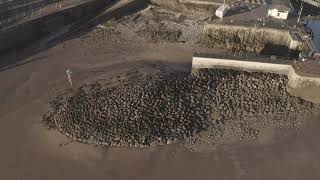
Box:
0;0;113;53
204;24;305;50
192;55;320;103
0;0;62;28
86;0;150;28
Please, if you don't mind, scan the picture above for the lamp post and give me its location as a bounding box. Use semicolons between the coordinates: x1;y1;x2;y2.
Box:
221;0;226;22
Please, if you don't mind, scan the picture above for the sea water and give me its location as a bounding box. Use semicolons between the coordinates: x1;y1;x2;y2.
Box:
307;20;320;51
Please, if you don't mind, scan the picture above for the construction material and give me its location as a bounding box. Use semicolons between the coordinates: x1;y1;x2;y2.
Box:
43;68;315;147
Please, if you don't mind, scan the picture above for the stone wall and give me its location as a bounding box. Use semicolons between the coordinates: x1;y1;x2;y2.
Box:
203;24;305;51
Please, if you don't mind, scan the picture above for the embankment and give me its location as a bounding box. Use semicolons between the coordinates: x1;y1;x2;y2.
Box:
85;0;150;29
0;0;61;28
192;54;320;103
0;0;114;53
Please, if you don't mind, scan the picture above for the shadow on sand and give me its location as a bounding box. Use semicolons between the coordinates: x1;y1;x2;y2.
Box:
0;0;149;73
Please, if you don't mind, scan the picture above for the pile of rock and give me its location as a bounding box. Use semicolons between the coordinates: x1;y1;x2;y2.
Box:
49;71;202;147
79;26;123;47
192;69;313;141
44;69;315;147
138;26;182;43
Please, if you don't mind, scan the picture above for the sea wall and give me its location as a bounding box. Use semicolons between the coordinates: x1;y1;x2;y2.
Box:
192;55;320;103
0;0;113;53
192;56;291;74
0;0;61;28
87;0;150;27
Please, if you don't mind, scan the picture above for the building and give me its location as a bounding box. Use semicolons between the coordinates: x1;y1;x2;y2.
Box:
267;0;290;20
215;4;230;19
289;31;304;50
268;5;289;19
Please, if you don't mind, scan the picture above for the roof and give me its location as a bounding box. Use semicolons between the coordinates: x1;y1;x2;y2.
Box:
290;31;303;42
216;4;230;11
268;0;290;11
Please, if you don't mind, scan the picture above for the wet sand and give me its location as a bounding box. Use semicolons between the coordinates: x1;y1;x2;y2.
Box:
0;37;320;180
1;5;320;178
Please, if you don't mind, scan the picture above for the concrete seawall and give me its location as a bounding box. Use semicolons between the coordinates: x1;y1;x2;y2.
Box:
192;55;320;103
192;56;292;74
0;0;150;54
0;0;113;53
86;0;150;28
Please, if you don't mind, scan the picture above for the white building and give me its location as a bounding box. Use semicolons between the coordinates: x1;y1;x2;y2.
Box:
215;4;230;19
267;1;290;20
